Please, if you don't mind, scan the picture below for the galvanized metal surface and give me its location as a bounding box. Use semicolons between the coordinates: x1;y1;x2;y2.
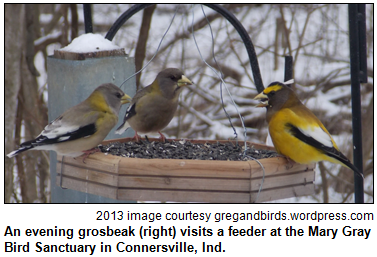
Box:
47;55;136;203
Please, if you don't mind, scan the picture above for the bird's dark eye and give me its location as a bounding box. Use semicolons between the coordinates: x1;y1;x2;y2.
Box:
170;75;176;80
116;92;122;98
269;91;275;97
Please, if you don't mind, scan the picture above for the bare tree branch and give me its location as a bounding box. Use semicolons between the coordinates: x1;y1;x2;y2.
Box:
135;5;156;88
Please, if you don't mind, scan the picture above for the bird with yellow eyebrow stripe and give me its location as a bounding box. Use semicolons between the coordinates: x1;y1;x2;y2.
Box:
254;81;363;178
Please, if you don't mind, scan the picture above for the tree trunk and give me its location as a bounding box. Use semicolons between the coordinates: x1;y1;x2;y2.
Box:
5;4;25;203
5;4;50;203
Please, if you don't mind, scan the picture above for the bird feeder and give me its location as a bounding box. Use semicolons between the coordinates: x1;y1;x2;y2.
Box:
51;5;316;203
56;138;315;203
47;35;136;203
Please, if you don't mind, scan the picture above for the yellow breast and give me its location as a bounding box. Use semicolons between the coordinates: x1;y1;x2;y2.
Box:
268;107;334;164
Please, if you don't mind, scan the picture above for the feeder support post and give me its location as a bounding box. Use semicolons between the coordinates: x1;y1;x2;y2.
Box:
348;4;367;203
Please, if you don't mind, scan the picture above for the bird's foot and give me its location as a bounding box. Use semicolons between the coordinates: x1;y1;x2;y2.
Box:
284;157;296;169
277;154;295;169
132;132;142;142
158;132;166;142
81;148;100;163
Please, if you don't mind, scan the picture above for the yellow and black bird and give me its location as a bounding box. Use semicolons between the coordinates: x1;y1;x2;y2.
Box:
254;81;363;178
7;83;131;160
115;68;193;141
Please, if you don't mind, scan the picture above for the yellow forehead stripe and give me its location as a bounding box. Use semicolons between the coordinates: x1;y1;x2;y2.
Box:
264;84;283;94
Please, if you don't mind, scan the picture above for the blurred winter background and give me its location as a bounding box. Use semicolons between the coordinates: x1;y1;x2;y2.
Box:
5;4;373;203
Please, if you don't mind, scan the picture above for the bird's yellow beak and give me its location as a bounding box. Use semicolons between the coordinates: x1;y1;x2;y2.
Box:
254;92;269;107
177;75;193;87
121;93;132;104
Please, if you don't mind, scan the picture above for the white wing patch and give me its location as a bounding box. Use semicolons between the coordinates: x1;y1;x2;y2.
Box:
298;125;333;147
124;103;134;118
115;122;130;135
115;103;135;134
40;117;80;140
57;136;70;142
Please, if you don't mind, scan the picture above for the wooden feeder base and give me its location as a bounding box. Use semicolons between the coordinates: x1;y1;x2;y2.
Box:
56;138;315;203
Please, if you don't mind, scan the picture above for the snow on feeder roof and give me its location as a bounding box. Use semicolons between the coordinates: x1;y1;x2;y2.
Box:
55;33;126;60
60;33;122;52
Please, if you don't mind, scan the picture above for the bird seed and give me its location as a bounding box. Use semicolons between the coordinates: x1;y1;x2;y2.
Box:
99;139;279;161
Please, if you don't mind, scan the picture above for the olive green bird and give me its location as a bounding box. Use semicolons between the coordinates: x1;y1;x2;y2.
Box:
115;68;193;141
7;83;132;159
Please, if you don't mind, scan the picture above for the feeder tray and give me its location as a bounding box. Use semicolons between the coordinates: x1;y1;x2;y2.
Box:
56;138;315;203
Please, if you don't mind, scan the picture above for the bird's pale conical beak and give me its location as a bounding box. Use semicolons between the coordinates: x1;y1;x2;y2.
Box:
177;75;193;87
254;92;269;107
121;93;132;104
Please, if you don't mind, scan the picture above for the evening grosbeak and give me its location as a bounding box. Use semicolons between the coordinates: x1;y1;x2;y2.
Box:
254;81;363;178
115;68;193;141
7;83;131;159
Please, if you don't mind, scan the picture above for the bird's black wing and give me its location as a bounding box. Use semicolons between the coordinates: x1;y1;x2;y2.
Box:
286;123;363;178
28;123;97;147
7;123;97;158
116;103;136;132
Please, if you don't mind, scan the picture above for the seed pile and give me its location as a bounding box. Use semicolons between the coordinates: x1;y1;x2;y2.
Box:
99;139;279;161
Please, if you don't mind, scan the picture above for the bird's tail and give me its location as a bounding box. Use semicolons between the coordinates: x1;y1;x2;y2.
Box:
341;161;364;179
7;144;34;158
333;152;364;179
